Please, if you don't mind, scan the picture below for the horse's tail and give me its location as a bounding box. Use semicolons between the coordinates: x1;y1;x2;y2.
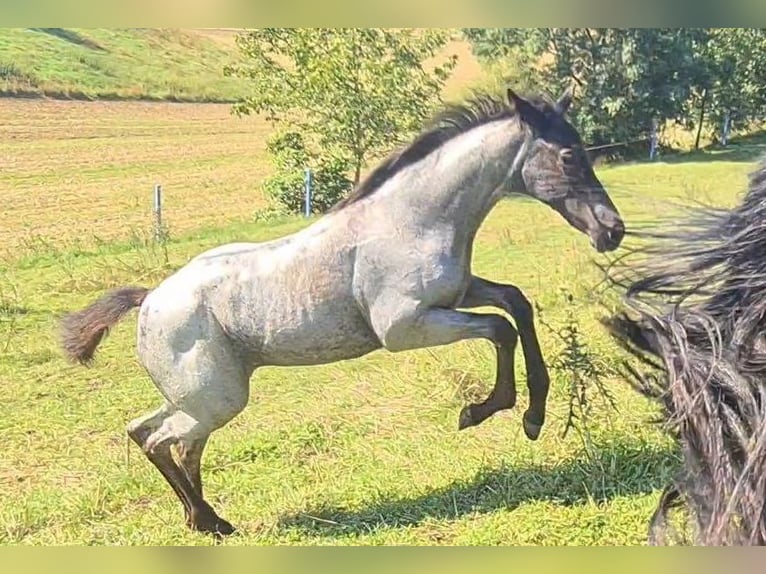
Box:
60;286;151;366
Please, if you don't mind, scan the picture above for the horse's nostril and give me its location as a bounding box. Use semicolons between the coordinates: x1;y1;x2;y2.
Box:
607;225;625;246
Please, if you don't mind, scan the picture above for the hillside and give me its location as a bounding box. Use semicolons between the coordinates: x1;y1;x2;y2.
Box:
0;28;483;104
0;28;251;102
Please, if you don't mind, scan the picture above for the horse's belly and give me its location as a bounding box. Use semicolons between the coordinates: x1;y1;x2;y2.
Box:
203;238;381;366
256;304;382;366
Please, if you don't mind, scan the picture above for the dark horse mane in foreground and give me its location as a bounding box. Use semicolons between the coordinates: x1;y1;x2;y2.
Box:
603;155;766;545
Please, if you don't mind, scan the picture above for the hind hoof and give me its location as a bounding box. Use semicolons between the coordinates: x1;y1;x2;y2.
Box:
213;519;236;537
189;512;236;538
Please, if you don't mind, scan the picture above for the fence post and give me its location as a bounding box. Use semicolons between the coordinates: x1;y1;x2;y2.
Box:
649;118;659;160
721;111;731;147
153;183;162;242
304;168;313;217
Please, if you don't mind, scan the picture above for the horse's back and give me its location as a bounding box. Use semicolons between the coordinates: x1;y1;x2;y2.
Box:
139;228;381;368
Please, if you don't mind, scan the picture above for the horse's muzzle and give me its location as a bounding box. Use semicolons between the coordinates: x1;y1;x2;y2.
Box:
592;222;625;253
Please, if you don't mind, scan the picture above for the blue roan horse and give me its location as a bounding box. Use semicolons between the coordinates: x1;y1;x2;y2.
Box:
59;87;625;536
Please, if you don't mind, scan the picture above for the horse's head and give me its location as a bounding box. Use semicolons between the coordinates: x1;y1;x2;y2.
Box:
507;87;625;253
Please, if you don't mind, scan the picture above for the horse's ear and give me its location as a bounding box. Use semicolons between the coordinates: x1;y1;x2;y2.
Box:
555;86;574;115
507;88;544;127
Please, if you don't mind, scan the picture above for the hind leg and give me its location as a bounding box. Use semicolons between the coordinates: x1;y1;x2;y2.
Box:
127;406;234;536
175;436;208;497
132;298;253;535
127;405;192;521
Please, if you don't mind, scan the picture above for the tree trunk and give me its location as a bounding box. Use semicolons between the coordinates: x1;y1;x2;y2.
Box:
694;89;707;150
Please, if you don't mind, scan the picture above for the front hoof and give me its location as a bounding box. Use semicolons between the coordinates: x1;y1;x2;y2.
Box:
522;412;543;441
458;405;477;430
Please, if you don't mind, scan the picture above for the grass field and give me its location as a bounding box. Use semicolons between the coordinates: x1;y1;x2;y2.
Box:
0;28;480;105
0;99;273;261
0;28;250;102
0;31;481;263
3;29;766;545
2;119;763;543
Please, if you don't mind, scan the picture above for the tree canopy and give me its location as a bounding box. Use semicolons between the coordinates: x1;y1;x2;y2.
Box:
463;28;766;148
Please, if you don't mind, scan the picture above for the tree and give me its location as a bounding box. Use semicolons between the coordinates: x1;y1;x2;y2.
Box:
225;28;457;193
461;28;547;96
462;29;709;148
698;29;766;144
463;28;766;153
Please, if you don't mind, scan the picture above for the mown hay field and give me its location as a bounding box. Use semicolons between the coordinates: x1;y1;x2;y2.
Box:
0;98;273;262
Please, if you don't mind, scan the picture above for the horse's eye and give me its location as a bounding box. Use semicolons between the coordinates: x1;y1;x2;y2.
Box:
560;148;574;162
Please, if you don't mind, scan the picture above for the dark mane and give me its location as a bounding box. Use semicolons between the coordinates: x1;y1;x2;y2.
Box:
601;155;766;545
329;91;557;212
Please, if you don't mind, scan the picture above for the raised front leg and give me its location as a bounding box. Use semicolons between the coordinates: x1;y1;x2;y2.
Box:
372;305;518;429
458;276;551;440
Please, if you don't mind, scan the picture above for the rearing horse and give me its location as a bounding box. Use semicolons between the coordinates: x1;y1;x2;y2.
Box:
59;87;625;536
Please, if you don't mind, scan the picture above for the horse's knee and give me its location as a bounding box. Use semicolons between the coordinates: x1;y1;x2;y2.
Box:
489;314;518;348
378;324;411;352
368;309;414;352
505;286;533;325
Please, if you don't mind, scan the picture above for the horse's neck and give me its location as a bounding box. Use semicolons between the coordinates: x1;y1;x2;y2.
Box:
382;119;523;240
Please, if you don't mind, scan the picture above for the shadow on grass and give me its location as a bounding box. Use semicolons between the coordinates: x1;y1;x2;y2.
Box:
592;131;766;170
29;28;106;51
276;440;677;537
629;131;766;167
0;304;30;317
